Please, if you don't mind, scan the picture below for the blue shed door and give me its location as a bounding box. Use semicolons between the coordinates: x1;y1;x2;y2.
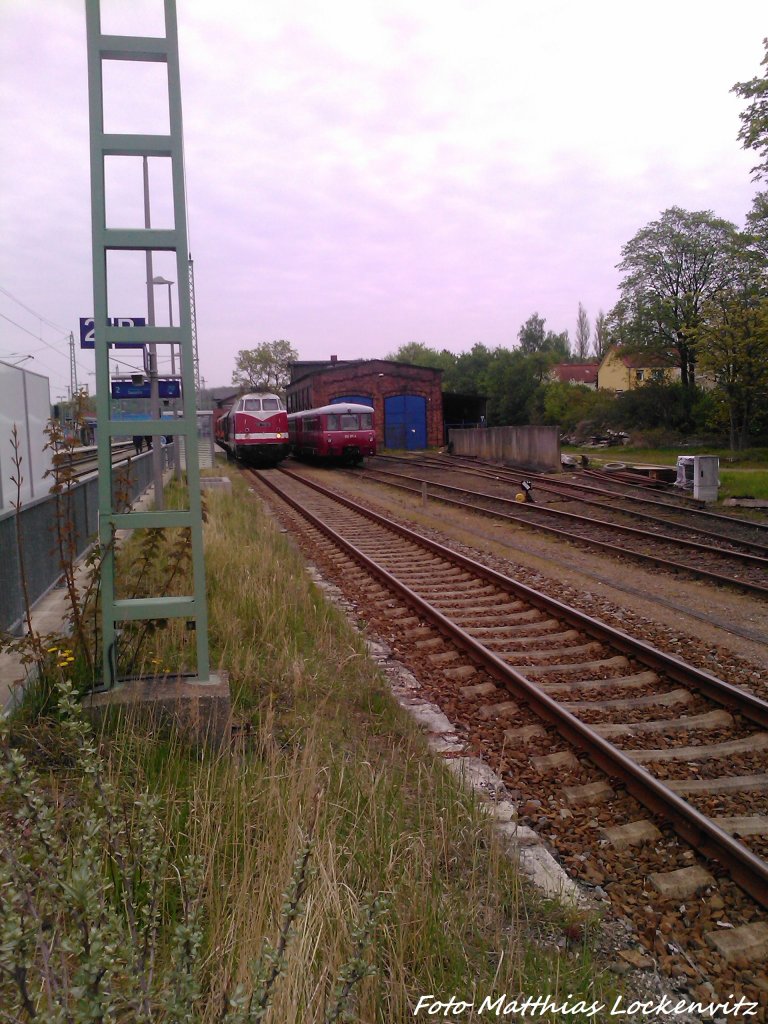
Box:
330;395;373;407
384;395;426;450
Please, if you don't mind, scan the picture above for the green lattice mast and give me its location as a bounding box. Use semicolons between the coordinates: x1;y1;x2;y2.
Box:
85;0;210;685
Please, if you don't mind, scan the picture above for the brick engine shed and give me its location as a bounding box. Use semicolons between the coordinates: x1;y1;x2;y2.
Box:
286;357;443;450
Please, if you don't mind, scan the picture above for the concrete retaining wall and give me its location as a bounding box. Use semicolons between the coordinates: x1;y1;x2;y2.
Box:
448;426;560;471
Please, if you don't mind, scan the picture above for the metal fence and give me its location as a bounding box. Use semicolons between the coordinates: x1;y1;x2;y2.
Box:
0;450;163;635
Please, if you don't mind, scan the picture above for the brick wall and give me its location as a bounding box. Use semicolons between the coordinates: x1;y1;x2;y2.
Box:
287;360;444;449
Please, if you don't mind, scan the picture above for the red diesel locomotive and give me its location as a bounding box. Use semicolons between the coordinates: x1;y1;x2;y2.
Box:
288;403;376;464
214;392;290;466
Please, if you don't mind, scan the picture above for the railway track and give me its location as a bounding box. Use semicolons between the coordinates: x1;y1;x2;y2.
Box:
356;459;768;598
378;452;768;548
52;440;139;481
250;464;768;1005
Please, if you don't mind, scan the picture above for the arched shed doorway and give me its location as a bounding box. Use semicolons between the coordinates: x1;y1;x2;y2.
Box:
384;394;427;449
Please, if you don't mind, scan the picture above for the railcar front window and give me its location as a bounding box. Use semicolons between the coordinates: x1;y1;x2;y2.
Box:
243;399;262;410
340;414;359;429
326;414;339;430
360;413;373;428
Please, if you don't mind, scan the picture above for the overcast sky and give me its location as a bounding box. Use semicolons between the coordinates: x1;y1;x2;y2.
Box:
0;0;765;399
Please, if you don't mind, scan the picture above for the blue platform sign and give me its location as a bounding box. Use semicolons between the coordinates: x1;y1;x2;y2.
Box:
80;317;146;349
111;379;181;400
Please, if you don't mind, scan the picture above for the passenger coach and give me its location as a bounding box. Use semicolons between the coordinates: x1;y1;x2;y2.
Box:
214;392;290;466
288;403;376;464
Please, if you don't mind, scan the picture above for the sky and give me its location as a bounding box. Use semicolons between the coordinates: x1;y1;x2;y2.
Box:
0;0;765;400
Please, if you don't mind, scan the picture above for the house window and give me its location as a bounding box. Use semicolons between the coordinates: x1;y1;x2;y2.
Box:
635;370;644;382
651;369;664;382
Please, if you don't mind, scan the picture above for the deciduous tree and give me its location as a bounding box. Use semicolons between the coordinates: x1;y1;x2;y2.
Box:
231;340;298;393
694;247;768;449
387;342;456;374
614;207;740;387
732;37;768;182
575;303;591;361
517;313;570;359
592;310;609;360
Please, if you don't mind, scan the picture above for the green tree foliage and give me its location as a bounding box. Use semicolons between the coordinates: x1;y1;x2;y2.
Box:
746;191;768;260
231;340;298;393
482;348;560;426
614;207;741;387
449;343;494;394
606;382;700;434
541;382;613;434
694;249;768;449
574;303;591;360
732;37;768;182
592;310;609;359
386;341;456;374
517;313;570;359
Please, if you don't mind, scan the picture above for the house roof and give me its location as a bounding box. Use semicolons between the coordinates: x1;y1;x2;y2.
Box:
604;346;676;369
551;363;599;384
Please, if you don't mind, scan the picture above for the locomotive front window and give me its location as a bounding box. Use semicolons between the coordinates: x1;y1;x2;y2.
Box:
243;399;262;411
262;398;282;410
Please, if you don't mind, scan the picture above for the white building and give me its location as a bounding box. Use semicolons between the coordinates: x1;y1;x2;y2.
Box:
0;361;53;512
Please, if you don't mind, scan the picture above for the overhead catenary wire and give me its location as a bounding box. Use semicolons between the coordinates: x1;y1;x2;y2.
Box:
0;284;70;335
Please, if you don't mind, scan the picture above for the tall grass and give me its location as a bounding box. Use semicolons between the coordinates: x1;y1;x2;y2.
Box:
1;468;614;1020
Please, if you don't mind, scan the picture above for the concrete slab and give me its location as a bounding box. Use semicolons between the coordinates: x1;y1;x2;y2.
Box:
200;477;232;492
563;688;691;713
517;846;583;904
669;774;768;796
428;650;460;665
460;681;498;698
495;820;539;847
525;655;628;678
542;670;656;695
713;814;768;836
562;781;615;806
444;756;507;798
444;665;477;681
400;701;455;735
477;701;518;720
85;672;231;748
628;733;768;764
503;724;548;745
503;641;602;664
531;751;580;774
705;921;768;963
601;820;661;849
593;709;733;739
648;865;715;898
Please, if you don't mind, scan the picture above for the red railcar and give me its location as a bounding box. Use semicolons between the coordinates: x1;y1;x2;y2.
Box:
288;403;376;464
214;392;290;466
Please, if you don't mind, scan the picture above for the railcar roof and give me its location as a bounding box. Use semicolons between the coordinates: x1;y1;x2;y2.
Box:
288;403;374;418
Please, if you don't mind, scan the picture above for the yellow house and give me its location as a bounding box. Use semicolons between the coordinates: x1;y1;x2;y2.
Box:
597;346;680;393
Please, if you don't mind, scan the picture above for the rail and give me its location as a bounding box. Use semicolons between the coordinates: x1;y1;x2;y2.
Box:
257;466;768;910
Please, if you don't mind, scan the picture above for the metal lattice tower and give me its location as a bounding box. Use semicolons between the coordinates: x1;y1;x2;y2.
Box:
68;330;79;398
188;254;201;397
85;0;210;684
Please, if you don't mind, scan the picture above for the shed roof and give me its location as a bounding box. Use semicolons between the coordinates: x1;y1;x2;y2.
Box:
288;358;443;386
